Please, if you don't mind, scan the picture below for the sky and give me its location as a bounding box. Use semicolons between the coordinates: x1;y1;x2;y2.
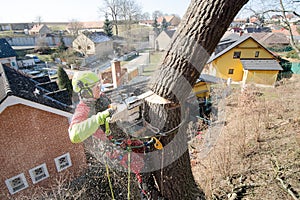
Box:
0;0;190;23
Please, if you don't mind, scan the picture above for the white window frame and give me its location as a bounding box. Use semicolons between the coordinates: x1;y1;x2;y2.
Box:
5;173;29;195
54;153;72;172
29;163;49;184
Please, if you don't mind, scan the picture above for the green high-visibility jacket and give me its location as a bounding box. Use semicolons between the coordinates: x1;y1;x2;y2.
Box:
69;101;109;143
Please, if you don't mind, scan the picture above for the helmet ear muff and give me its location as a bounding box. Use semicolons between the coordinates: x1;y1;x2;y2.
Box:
77;80;84;90
80;87;94;99
77;80;94;99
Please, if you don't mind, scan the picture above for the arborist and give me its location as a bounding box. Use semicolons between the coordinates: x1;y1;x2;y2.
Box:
68;71;149;199
68;71;114;143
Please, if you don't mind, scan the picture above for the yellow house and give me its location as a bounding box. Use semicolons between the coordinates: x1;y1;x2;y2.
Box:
203;35;283;86
193;74;225;98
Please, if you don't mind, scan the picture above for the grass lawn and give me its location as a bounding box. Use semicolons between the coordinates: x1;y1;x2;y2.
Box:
38;54;53;62
142;51;164;76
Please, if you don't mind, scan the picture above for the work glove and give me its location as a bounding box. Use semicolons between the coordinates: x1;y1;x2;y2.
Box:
104;105;117;135
107;103;117;117
107;108;116;117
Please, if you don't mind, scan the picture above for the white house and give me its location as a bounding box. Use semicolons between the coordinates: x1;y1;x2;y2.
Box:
72;31;113;59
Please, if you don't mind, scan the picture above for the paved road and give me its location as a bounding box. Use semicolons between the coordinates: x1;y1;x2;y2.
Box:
122;52;149;72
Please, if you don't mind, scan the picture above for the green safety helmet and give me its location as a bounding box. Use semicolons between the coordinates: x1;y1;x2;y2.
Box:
72;71;100;93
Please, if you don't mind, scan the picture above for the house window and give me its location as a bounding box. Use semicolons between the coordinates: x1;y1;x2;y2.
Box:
255;51;260;57
54;153;72;172
87;46;91;50
29;163;49;184
5;173;29;195
228;69;234;74
233;51;241;58
78;45;82;50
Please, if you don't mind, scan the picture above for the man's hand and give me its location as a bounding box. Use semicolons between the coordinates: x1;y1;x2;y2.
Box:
107;103;117;117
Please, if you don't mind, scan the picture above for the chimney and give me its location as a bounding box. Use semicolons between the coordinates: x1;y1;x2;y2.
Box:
111;59;121;88
239;30;244;37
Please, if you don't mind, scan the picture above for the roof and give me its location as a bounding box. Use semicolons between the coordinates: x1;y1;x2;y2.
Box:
32;76;51;83
165;30;176;38
259;32;289;45
157;16;175;23
208;35;275;63
0;65;72;112
271;24;300;36
198;74;226;84
67;21;104;29
82;31;111;43
37;81;59;92
241;59;283;71
233;18;247;22
30;24;47;32
81;21;104;29
0;38;17;58
244;27;262;33
139;20;154;24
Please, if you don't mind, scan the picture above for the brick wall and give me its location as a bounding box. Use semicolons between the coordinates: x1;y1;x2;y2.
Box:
101;68;128;85
0;104;87;198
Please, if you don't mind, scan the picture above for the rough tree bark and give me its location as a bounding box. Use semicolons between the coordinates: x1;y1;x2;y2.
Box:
143;0;249;199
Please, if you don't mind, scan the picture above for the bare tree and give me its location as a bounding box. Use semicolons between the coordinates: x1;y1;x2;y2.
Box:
141;12;151;21
152;10;164;20
100;0;121;36
119;0;142;31
109;0;249;199
245;0;300;56
35;15;43;25
35;36;50;54
69;19;83;38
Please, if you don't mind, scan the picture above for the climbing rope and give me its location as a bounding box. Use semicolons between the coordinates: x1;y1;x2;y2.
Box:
127;147;131;200
160;148;164;197
105;163;115;200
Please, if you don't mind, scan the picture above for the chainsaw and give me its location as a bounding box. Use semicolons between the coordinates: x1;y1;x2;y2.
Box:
108;91;155;138
105;90;166;151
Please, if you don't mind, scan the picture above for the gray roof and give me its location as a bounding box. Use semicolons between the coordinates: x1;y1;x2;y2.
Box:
220;33;241;43
82;31;111;43
0;38;17;58
241;59;283;71
197;74;225;84
165;30;176;38
208;35;275;63
0;65;72;112
259;32;289;45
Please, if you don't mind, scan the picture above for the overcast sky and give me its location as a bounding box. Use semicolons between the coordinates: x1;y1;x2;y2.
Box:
0;0;190;23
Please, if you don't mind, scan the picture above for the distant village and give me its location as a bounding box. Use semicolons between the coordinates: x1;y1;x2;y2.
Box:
1;12;300;198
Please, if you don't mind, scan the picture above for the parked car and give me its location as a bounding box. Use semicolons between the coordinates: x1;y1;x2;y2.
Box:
25;54;41;63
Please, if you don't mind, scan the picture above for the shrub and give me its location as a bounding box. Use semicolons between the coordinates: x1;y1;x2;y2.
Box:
286;50;300;59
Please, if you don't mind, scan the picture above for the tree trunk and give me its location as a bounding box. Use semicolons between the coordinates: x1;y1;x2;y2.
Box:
143;0;249;199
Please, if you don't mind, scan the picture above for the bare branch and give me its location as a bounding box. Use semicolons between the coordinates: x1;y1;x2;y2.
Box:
293;11;300;17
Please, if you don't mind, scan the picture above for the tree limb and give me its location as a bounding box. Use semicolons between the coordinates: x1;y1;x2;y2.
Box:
271;159;300;200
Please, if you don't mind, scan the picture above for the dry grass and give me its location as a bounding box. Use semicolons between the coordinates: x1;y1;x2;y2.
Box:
191;75;300;200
